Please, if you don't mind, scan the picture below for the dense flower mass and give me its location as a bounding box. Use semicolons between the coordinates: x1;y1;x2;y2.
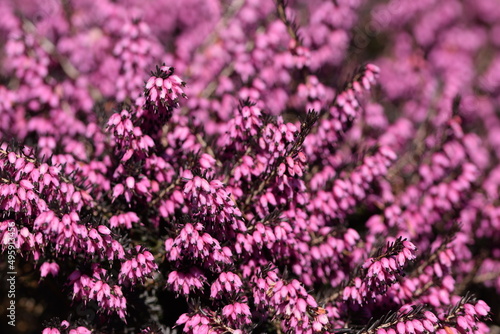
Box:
0;0;498;333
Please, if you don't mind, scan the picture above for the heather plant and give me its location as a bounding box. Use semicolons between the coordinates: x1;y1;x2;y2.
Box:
0;0;498;334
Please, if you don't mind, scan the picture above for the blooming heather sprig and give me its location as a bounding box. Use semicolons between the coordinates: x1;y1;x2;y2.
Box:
106;109;155;162
164;222;233;269
439;294;491;334
210;271;244;299
382;237;459;307
68;265;128;320
0;146;93;215
252;269;331;333
361;295;490;334
175;311;223;334
359;306;441;334
140;65;187;122
0;0;498;333
308;146;397;222
343;237;417;304
109;211;140;229
182;169;246;232
118;245;158;286
218;102;264;151
113;18;163;101
33;210;125;260
42;320;92;334
167;267;207;297
221;302;253;328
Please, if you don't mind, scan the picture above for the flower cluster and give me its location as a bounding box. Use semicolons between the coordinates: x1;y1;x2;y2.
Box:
343;238;417;304
140;64;187;125
210;271;244;299
68;265;128;320
364;296;491;334
0;0;497;333
42;319;91;334
119;245;158;285
252;269;330;333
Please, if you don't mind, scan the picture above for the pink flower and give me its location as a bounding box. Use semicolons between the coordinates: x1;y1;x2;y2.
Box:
40;262;60;278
